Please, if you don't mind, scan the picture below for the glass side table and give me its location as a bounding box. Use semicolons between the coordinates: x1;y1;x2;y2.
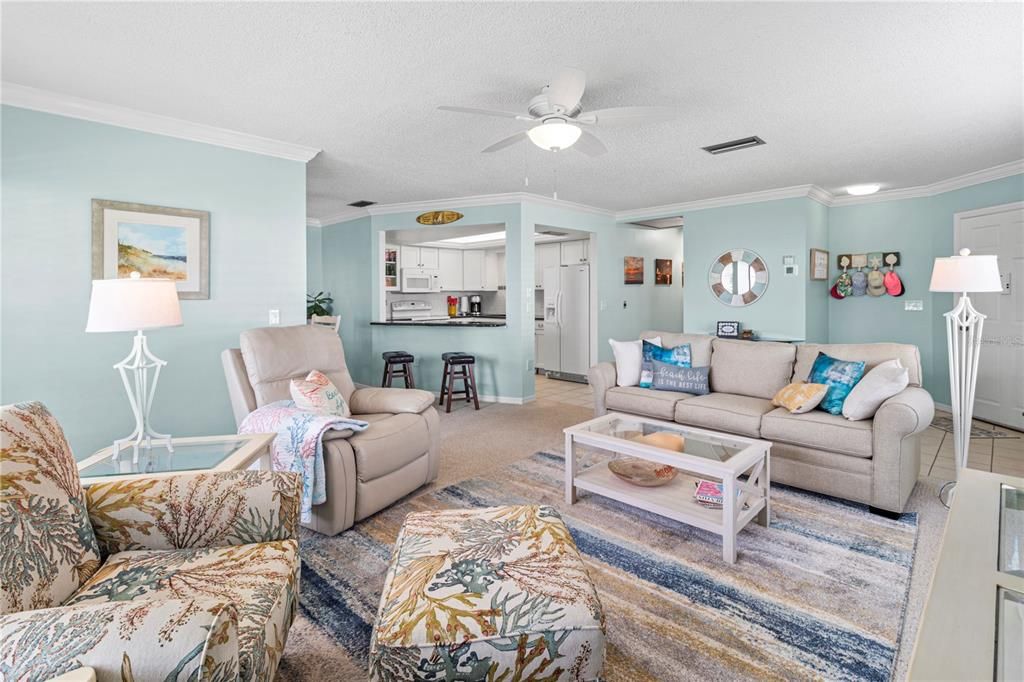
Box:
77;433;275;487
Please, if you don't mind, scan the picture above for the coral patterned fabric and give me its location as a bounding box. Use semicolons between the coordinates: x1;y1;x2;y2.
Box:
0;401;101;614
370;505;606;681
290;369;351;417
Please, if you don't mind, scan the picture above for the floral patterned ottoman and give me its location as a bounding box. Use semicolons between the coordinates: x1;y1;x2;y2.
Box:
369;505;606;681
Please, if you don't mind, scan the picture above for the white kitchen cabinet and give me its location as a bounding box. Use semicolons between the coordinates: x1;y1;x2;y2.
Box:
560;240;589;265
437;248;463;291
462;249;485;290
483;248;502;291
400;246;439;269
535;243;561;288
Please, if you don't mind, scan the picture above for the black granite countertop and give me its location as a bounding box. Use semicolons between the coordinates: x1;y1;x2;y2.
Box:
371;320;506;328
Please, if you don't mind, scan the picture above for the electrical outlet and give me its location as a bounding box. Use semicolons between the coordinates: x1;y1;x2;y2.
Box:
904;300;923;311
269;309;280;325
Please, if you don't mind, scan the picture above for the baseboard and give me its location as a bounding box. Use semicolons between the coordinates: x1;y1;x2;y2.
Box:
934;402;951;413
426;390;530;405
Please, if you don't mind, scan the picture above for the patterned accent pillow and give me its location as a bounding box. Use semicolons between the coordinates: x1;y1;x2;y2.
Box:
0;401;101;614
290;370;351;418
772;382;829;414
807;352;866;415
640;341;691;388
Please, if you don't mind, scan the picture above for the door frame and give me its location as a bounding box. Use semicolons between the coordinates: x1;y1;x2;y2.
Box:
952;201;1023;429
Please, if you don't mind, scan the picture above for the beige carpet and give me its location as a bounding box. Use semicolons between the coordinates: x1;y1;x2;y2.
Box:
277;400;947;681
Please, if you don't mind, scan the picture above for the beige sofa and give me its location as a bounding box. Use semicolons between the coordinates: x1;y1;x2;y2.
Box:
222;325;440;535
589;332;935;515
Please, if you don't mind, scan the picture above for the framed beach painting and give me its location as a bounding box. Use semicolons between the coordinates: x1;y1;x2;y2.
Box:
624;256;644;285
92;199;209;299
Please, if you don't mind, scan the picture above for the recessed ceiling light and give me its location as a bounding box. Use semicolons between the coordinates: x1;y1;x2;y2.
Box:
846;184;881;196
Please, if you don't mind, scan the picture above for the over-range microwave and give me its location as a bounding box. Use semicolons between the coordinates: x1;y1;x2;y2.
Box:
401;268;441;293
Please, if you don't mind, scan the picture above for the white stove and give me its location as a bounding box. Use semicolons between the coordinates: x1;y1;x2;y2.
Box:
389;300;449;322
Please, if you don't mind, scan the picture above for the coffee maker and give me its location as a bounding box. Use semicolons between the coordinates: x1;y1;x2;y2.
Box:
469;295;482;316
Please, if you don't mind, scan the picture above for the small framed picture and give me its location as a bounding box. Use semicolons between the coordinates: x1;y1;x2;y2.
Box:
655;258;672;285
810;248;829;281
624;256;643;285
717;321;741;338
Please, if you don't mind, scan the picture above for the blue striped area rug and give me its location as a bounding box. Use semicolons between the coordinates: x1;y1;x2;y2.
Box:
280;451;917;681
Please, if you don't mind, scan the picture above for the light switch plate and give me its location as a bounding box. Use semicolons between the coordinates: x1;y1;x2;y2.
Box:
905;300;924;311
269;309;281;325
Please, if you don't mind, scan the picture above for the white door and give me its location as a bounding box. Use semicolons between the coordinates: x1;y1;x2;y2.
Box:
419;247;439;269
560;240;585;265
536;243;560;287
438;248;463;291
560;264;591;376
400;246;420;267
483;249;500;290
955;203;1024;430
463;250;484;290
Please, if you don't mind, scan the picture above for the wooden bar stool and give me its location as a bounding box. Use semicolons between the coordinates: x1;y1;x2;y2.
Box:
439;352;479;413
381;351;416;388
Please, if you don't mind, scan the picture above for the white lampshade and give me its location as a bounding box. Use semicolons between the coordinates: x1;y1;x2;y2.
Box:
86;275;183;332
929;248;1002;293
527;121;582;151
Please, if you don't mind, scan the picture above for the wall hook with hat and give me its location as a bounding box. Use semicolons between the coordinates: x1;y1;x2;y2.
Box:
830;251;904;300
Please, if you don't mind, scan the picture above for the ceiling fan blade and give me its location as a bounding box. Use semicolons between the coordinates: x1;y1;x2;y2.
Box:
546;67;586;113
482;131;528;153
575;106;680;125
571;130;607;157
438;106;535;122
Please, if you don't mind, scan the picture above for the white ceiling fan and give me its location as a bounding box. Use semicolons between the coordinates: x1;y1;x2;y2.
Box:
438;67;678;156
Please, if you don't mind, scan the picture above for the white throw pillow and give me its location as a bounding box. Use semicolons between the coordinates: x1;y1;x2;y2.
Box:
842;359;909;421
608;337;661;387
290;369;351;417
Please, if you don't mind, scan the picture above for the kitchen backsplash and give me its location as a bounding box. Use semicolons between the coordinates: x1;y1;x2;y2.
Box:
385;291;506;316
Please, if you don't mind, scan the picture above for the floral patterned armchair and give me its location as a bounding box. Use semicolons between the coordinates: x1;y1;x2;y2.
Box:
0;401;302;681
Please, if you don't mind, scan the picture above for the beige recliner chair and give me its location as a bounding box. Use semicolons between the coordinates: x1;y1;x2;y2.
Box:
222;325;440;535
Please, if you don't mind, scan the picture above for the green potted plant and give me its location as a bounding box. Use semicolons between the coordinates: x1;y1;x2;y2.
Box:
306;291;333;319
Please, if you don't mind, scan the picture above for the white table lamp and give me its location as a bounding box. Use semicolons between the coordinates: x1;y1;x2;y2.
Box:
929;248;1001;498
86;273;183;459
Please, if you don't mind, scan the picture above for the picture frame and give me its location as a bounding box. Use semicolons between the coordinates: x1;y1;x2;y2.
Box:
717;321;741;338
655;258;673;285
810;248;829;281
92;199;209;299
624;256;644;285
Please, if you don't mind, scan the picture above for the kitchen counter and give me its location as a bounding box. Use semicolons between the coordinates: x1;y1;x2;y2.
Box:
371;319;506;328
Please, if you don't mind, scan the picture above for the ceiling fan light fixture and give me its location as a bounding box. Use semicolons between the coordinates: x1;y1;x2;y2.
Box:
527;121;582;151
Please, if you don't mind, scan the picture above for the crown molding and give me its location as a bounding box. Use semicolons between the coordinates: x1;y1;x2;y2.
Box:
2;82;321;163
307;160;1024;225
314;206;374;227
616;184;827;222
829;159;1024;207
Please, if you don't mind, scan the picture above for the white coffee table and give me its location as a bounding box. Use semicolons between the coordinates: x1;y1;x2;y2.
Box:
565;412;771;563
77;433;275;487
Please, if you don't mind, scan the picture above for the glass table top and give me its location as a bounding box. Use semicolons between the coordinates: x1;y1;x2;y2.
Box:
573;415;747;463
1000;484;1024;577
79;439;249;478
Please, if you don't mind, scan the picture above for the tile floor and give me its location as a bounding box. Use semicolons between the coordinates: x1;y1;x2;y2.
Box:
534;374;1024;478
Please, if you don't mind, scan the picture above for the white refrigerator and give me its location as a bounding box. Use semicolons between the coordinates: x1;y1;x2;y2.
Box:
542;264;590;378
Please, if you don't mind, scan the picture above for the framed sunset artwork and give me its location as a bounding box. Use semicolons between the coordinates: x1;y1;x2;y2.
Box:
624;256;644;285
92;199;209;299
655;258;673;285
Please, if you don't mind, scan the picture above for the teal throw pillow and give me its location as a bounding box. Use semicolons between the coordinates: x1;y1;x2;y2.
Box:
808;352;866;415
651;362;710;395
640;341;691;388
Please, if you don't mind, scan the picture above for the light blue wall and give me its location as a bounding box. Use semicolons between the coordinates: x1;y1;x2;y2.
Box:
804;199;831;343
828;174;1023;403
306;225;323;297
1;106;307;457
681;197;820;340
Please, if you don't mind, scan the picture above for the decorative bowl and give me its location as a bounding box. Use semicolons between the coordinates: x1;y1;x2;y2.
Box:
607;457;678;487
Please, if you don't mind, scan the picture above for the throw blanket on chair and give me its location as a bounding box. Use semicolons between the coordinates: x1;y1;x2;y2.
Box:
240;400;369;522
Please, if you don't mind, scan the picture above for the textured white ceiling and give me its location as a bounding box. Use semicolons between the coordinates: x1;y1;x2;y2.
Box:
3;2;1022;219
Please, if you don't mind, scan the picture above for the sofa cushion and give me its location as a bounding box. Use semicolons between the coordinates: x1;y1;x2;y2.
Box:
0;401;101;614
642;331;714;367
761;407;873;458
240;325;357;407
348;412;430;482
673;393;775;438
794;342;922;387
710;338;796;400
606;386;694;419
68;539;299;682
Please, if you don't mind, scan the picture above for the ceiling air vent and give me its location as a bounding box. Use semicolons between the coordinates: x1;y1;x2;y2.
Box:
347;200;376;207
701;136;765;155
628;217;684;230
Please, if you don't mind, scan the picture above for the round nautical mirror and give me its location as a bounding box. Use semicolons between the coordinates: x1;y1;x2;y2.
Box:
708;249;768;306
